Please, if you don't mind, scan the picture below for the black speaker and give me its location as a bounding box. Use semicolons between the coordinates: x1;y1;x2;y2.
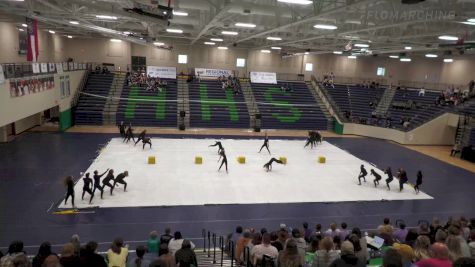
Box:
180;111;186;117
254;127;261;132
255;114;261;119
179;124;185;130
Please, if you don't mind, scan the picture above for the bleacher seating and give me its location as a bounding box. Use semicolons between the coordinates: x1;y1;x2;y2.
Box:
469;128;475;146
188;80;250;128
251;81;327;130
387;89;445;130
75;73;114;125
324;84;384;121
116;79;178;127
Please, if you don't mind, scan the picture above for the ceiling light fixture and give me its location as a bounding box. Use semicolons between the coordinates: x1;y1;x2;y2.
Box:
210;38;223;42
235;23;256;28
313;24;338;30
110;39;122;43
21;23;27;27
153;42;165;46
217;46;228;50
95;15;117;20
222;31;238;35
172;11;188;16
348;55;357;59
271;47;282;50
204;42;215;45
389;55;399;59
438;35;458;41
354;43;369;48
404;46;412;50
333;51;343;54
67;35;73;39
69;21;79;25
266;36;282;41
261;49;271;53
400;58;411;62
48;30;55;34
444;58;453;63
123;31;131;35
167;29;183;33
425;54;438;58
277;0;313;5
18;28;24;31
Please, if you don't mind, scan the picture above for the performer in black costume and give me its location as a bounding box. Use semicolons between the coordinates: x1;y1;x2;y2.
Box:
384;167;393;190
263;157;284;172
218;150;228;173
209;141;224;154
370;169;382;187
142;137;152;150
397;168;408;192
118;121;125;137
414;170;423;194
304;132;316;149
93;169;109;199
64;176;75;208
81;173;94;203
357;165;367;185
258;133;271;154
124;124;135;143
101;169;115;197
112;171;129;193
135;129;147;145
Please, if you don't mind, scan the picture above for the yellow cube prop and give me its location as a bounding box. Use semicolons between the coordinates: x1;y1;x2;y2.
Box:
237;156;246;164
148;156;156;164
195;156;203;164
318;156;326;163
279;157;287;165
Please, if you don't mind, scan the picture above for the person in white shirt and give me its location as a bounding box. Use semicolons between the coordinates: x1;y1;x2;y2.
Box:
168;231;195;255
419;88;425;96
251;233;279;266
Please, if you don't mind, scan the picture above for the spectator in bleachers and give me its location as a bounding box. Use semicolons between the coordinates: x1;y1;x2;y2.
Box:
70;234;81;256
169;232;195;256
106;238;128;267
247;232;262;253
251;233;279;266
128;245;154;267
230;226;243;244
95;65;101;74
102;66;109;74
347;234;366;264
460;217;471;240
339;223;349;241
447;235;464;262
469;229;475;258
431;218;444;241
59;243;80;267
328;241;365;267
303;222;313;243
155;244;176;267
393;243;414;267
42;255;61;267
350;228;368;262
286;228;307;261
414;236;431;261
393;222;408;243
160;228;173;246
235;230;252;265
278;239;305;267
32;242;54;267
0;241;26;267
148;231;160;254
270;231;284;251
382;248;402;267
435;229;448;243
175;240;197;267
378;218;394;235
419;88;426;97
308;236;321;253
325;223;341;239
414;242;452;267
313;237;340;267
453;257;475;267
448;224;471;258
83;241;107;267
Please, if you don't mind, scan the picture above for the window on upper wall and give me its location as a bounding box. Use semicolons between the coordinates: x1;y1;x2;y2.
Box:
236;58;246;67
178;54;188;64
305;63;313;71
377;67;385;76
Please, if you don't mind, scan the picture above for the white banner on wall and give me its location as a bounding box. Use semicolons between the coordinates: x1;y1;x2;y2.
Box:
195;68;233;77
0;65;5;84
146;66;177;79
250;71;277;84
56;63;63;74
40;63;48;73
32;63;40;74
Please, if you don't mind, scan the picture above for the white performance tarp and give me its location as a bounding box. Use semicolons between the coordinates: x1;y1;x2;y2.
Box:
195;68;233;77
250;71;277;84
146;66;177;79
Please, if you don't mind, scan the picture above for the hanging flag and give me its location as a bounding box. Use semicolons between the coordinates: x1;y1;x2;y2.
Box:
26;17;39;62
